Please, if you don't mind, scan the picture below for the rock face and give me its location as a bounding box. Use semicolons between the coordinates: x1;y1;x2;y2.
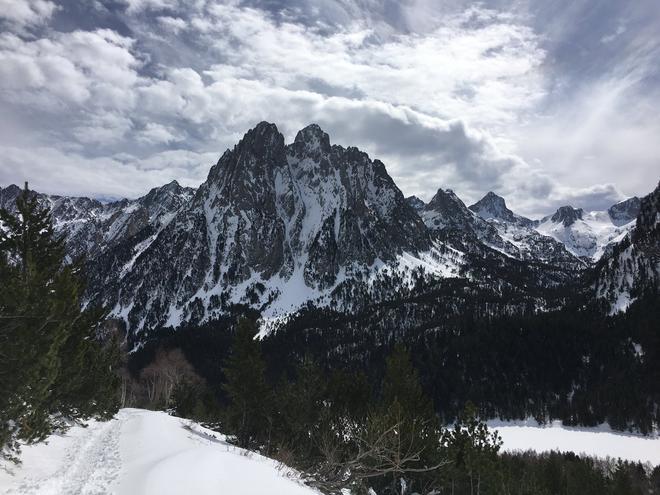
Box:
405;195;426;212
551;206;584;227
83;122;430;331
595;183;659;313
1;123;654;337
608;197;641;225
0;181;194;263
469;191;534;227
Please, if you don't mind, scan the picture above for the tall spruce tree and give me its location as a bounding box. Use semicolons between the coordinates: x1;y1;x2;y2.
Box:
354;345;445;494
221;317;272;449
0;183;119;462
442;402;502;495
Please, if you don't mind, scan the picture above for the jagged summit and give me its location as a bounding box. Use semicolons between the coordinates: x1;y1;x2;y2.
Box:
422;188;475;231
406;195;425;211
469;191;533;227
550;206;584;227
1;183;21;194
294;123;332;153
81;122;431;332
608;197;641;225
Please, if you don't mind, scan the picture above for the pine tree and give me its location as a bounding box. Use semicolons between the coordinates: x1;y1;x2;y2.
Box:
0;183;119;462
442;402;502;495
221;317;272;449
382;344;434;418
355;345;445;494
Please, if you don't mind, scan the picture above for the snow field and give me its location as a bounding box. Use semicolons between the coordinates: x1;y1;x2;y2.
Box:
490;419;660;466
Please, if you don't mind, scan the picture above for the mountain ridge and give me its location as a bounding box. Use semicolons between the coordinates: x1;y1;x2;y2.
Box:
0;122;656;338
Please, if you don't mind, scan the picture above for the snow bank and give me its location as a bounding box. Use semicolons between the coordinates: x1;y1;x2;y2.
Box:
0;409;318;495
489;419;660;466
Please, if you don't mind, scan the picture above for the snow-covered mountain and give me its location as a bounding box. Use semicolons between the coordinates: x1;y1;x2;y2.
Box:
466;191;641;263
451;191;582;265
594;184;659;313
84;122;440;332
0;181;194;263
1;123;656;336
469;191;534;228
535;198;640;260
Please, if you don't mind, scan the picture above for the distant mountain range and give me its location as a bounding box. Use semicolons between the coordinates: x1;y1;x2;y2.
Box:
1;122;657;340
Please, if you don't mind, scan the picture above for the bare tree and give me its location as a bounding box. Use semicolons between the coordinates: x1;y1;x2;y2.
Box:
138;347;201;408
307;408;448;494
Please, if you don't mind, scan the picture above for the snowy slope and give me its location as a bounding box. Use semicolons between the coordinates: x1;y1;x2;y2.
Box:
489;419;660;466
535;203;639;260
0;409;318;495
467;192;641;263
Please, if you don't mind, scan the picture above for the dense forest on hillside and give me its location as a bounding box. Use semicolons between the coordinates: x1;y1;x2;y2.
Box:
125;285;659;436
122;314;660;494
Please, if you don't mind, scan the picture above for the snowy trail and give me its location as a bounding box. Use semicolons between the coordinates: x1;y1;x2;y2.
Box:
3;416;122;495
1;409;318;495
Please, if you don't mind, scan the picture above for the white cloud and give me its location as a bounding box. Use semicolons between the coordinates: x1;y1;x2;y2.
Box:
0;0;656;219
0;29;140;108
123;0;179;14
193;4;545;132
0;145;215;198
137;123;180;144
157;16;187;33
73;113;134;146
0;0;57;30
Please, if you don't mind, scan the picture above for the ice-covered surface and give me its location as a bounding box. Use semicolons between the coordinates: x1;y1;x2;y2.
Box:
0;409;318;495
489;419;660;465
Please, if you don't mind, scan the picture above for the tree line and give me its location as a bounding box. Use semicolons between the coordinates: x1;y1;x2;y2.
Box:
152;317;660;494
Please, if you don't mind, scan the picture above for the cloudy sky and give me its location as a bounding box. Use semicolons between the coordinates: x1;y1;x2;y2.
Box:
0;0;658;217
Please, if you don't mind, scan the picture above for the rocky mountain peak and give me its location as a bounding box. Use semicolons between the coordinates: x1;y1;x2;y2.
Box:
163;179;181;190
427;188;464;210
293;123;331;153
608;197;641;225
144;180;186;199
422;188;475;231
406;195;426;211
240;121;285;156
469;191;512;221
0;184;22;209
81;122;433;332
551;206;584;227
1;183;21;195
206;122;287;192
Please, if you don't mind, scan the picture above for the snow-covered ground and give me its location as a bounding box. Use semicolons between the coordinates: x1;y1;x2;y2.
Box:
0;409;317;495
535;210;634;260
3;411;659;495
489;419;660;465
